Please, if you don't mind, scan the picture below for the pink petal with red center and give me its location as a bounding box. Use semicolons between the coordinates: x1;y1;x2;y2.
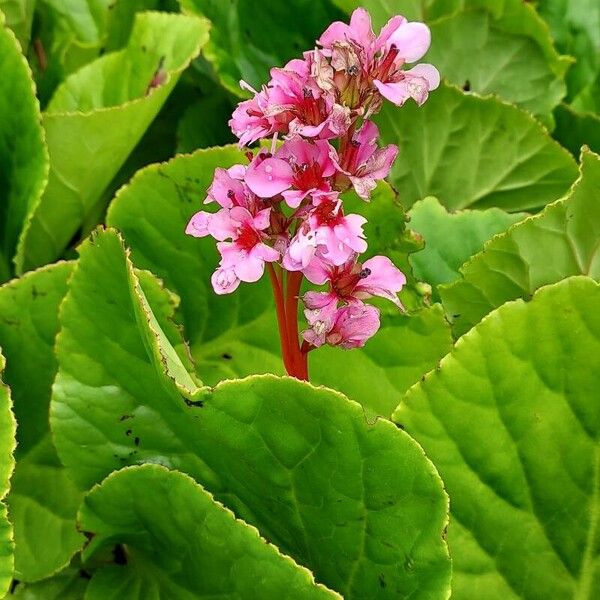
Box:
252;207;272;231
358;255;406;306
388;21;431;62
207;208;237;241
302;255;330;285
245;156;294;198
376;15;406;52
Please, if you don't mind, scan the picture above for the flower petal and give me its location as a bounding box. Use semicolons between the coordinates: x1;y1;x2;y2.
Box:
245;157;293;198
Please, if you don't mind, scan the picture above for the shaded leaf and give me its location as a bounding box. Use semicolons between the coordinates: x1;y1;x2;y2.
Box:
426;0;570;117
0;12;48;283
440;149;600;336
6;564;89;599
180;0;345;96
0;263;85;582
16;11;210;273
553;103;600;157
376;83;577;212
408;197;526;291
536;0;600;100
0;0;35;49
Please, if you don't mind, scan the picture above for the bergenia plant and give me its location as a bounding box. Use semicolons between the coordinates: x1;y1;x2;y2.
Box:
186;8;440;379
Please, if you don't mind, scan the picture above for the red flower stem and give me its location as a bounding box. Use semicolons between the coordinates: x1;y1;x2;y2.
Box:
267;263;293;373
285;270;309;380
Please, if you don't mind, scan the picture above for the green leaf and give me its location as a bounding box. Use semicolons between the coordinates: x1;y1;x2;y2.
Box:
0;353;16;597
376;83;578;212
0;263;71;453
394;276;600;599
0;0;35;49
571;73;600;116
0;263;85;582
6;564;89;599
308;305;452;419
7;437;84;583
28;0;170;103
107;148;453;416
536;0;600;100
0;11;48;283
425;0;570;116
408;197;526;291
553;103;600;157
80;465;339;599
16;11;210;274
179;0;345;96
51;228;451;598
440;149;600;336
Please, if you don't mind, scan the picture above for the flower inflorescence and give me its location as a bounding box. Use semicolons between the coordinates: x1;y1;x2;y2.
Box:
186;8;439;378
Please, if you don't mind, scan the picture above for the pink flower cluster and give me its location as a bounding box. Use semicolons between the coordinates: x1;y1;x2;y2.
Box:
186;8;438;359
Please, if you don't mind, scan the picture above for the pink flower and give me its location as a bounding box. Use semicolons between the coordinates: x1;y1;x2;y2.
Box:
303;254;405;307
276;139;336;207
318;8;440;108
244;139;337;206
229;91;274;146
303;302;380;349
282;192;367;271
332;121;398;199
373;64;440;106
244;152;294;198
204;165;248;208
214;207;279;288
308;193;367;264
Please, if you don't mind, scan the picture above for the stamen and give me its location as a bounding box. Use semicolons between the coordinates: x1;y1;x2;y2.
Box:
239;79;259;95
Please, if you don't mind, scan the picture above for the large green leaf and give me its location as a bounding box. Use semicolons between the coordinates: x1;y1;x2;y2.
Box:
376;83;578;212
0;353;16;597
0;0;35;49
425;0;570;117
536;0;600;101
79;465;338;599
441;149;600;336
0;263;85;582
180;0;345;96
16;11;210;274
106;148;453;416
394;276;600;599
408;197;526;291
0;11;48;283
51;228;451;599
